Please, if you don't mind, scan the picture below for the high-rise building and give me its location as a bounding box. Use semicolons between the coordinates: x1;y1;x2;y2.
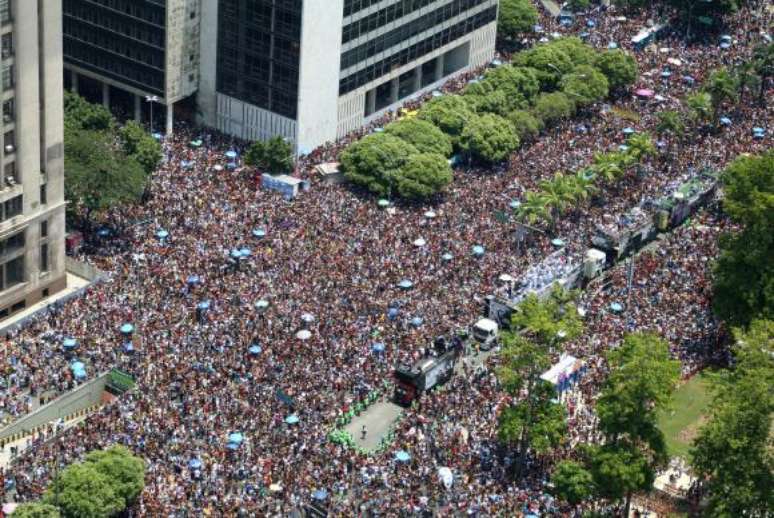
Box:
61;0;498;153
62;0;201;134
199;0;498;153
0;0;66;320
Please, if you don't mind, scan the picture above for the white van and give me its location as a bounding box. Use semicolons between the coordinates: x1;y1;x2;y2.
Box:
472;318;499;350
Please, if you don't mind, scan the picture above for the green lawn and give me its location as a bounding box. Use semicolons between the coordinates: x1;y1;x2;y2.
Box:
657;373;712;461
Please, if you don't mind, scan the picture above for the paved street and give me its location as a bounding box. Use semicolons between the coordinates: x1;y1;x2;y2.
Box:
345;401;403;451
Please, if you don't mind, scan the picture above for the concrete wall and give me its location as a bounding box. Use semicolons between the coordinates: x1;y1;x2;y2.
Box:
295;0;345;155
196;0;219;128
165;0;201;104
0;372;109;443
215;93;297;143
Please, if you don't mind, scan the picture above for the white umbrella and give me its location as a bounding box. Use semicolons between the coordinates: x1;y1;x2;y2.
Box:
296;330;312;340
301;313;315;323
438;467;453;489
413;238;426;247
498;274;514;283
424;210;437;219
667;57;682;66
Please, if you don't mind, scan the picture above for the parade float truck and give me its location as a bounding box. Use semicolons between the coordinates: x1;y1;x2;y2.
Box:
393;338;460;406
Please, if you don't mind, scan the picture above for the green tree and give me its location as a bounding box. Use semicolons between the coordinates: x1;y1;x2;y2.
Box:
484;65;541;102
593;332;680;515
459;113;519;163
119;121;162;174
417;95;476;146
244;136;294;174
713;151;774;327
464;89;514;117
625;132;656;161
84;445;146;505
684;92;713;126
516;191;553;227
497;0;539;40
395;152;453;200
734;61;761;104
65;130;148;224
43;463;124;518
532;92;576;126
340;133;417;197
63;92;113;132
514;46;574;89
690;319;774;516
497;289;583;476
752;43;773;103
560;65;609;108
10;504;61;518
552;460;594;506
549;37;597;66
655;110;685;141
384;118;453;157
594;49;639;91
703;67;739;121
507;110;543;142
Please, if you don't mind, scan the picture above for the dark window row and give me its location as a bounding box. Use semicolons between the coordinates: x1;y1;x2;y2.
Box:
63;1;166;47
340;5;495;95
344;0;384;17
66;0;166;27
64;18;165;66
343;0;441;44
64;38;165;94
217;0;302;119
341;0;488;69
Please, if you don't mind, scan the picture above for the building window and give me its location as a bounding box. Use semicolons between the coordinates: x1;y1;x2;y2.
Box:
40;184;47;205
41;220;48;238
3;161;16;188
0;0;10;25
0;231;25;257
2;195;22;220
40;243;48;272
1;32;12;59
1;255;25;291
10;300;25;313
2;98;13;123
1;63;13;91
3;129;14;154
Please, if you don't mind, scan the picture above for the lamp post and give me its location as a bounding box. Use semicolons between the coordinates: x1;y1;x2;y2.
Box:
145;95;159;134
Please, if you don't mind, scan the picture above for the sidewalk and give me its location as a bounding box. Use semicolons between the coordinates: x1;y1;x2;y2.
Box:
540;0;561;17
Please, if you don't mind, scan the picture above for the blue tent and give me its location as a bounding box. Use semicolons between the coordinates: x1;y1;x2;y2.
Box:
472;245;485;257
63;338;77;350
395;450;411;462
661;70;672;78
312;489;328;500
610;302;624;313
551;238;565;248
189;139;203;148
255;299;269;310
156;229;169;240
579;31;590;39
123;342;134;353
226;442;240;450
230;249;242;259
96;227;111;238
197;300;211;311
226;162;237;170
228;432;244;444
618;144;630;152
623;127;635;135
410;317;424;328
586;19;596;28
719;117;732;126
225;150;238;159
398;279;414;290
372;342;385;353
187;275;200;285
71;361;85;371
533;24;544;33
239;247;252;257
377;199;390;208
683;75;695;84
181;160;192;169
490;58;503;67
607;41;618;49
387;307;399;320
120;323;134;334
188;458;202;470
252;228;266;238
248;344;262;355
441;252;453;262
509;199;521;209
752;127;765;139
284;414;300;425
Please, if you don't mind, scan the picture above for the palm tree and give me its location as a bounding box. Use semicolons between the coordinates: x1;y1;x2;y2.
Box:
571;170;598;202
592;153;624;183
752;43;773;104
517;191;552;228
626;132;656;161
703;68;739;122
684;92;713;127
655;110;685;142
733;62;760;104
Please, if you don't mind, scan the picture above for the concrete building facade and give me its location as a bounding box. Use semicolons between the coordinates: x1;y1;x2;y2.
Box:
62;0;201;134
199;0;498;154
62;0;498;153
0;0;67;320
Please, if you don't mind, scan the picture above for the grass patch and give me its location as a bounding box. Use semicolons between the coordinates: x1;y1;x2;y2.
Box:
658;373;712;461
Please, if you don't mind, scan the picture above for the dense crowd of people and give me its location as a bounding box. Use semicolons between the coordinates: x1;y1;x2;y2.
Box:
0;1;771;515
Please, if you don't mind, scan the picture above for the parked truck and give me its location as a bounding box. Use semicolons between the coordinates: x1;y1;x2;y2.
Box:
393;337;460;406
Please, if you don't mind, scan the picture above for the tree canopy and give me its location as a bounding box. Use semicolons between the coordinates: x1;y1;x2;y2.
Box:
84;445;146;505
340;133;417;197
690;319;774;516
551;460;594;505
532;92;576;126
395;152;453;200
11;504;61;518
417;95;476;145
514;45;574;89
594;49;639;91
43;463;125;518
560;65;610;107
244;136;294;175
118;121;162;175
384;117;453;157
507;110;543;142
497;0;539;40
713;150;774;327
459;113;520;163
